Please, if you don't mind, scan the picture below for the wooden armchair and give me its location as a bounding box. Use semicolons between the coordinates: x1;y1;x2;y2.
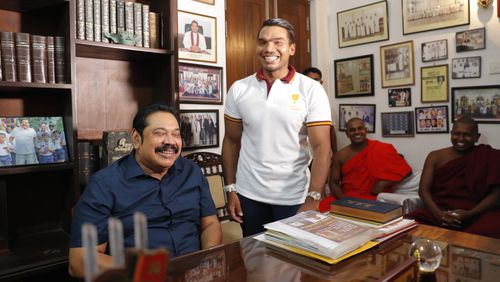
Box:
184;152;242;243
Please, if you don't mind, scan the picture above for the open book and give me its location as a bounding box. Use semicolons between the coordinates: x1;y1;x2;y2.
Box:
262;210;383;261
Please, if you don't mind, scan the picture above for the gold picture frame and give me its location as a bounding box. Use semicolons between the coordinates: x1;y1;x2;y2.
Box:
421;64;449;103
380;41;415;88
178;11;217;63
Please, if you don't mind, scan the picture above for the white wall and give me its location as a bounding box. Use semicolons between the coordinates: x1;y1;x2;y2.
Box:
310;0;500;170
178;0;226;155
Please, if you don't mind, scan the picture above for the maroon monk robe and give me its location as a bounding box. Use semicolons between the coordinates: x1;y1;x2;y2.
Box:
407;144;500;239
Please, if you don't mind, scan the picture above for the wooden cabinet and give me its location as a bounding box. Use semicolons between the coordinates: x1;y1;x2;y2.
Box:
0;0;178;280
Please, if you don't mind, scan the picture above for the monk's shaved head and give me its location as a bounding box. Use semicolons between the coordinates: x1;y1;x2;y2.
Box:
346;117;364;130
454;116;478;135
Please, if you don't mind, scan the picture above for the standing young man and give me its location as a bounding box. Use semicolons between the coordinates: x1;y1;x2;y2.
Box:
222;18;332;236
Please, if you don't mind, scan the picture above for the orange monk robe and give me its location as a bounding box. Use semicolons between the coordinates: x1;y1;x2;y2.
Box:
319;140;411;212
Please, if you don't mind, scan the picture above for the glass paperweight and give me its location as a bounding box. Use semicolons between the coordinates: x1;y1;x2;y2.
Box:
408;238;443;272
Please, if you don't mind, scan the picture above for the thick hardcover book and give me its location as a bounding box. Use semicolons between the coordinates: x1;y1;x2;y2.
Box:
133;2;143;47
0;32;16;82
101;0;110;42
101;131;133;167
124;1;134;33
149;12;159;49
116;0;125;33
109;0;117;34
142;4;149;48
54;36;66;83
31;35;47;83
76;0;85;39
85;0;94;41
78;142;101;191
330;197;402;224
15;32;31;83
46;36;56;83
93;0;102;42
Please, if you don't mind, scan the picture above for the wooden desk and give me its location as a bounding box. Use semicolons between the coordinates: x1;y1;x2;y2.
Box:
166;224;500;282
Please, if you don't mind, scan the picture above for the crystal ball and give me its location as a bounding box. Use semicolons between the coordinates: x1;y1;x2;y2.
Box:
408;238;443;272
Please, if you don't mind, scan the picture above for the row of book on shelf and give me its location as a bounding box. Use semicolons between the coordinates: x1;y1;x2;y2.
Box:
0;32;65;83
256;197;417;265
76;0;161;48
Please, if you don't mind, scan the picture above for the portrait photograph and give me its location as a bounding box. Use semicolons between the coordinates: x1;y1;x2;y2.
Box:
421;39;448;62
180;110;219;150
421;64;449;103
456;28;486;52
338;104;376;133
336;1;389;48
0;116;69;167
415;105;449;134
178;10;217;63
451;85;500;123
402;0;470;35
381;111;414;137
380;41;415;88
334;54;374;98
179;63;223;104
451;56;481;79
388;88;411;107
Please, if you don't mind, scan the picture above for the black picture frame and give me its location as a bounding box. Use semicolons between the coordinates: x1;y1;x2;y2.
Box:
179;63;223;105
334;54;374;98
415;105;449;134
451;56;481;79
381;111;414;137
338;104;376;133
456;28;486;53
388;88;411;107
179;110;219;150
421;39;448;62
451;85;500;123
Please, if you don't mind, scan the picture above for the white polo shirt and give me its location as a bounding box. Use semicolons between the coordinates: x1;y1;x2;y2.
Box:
225;68;332;205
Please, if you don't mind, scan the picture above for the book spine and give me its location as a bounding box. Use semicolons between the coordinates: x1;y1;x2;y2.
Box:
124;1;134;34
85;0;94;41
149;12;159;49
142;4;149;48
15;32;31;83
133;3;143;47
109;0;117;34
76;0;86;40
46;36;56;84
116;0;125;33
0;32;16;82
31;35;47;83
101;0;110;42
93;0;101;42
54;36;65;83
78;142;100;191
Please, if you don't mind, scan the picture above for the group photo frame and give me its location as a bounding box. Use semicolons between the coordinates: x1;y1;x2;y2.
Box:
421;39;448;62
451;56;481;79
451;85;500;123
336;1;389;48
179;63;223;104
388;88;411;107
402;0;470;35
338;104;376;133
415;105;449;134
334;54;374;98
380;40;415;88
179;109;219;150
178;10;217;63
456;28;486;52
381;111;414;137
421;64;449;103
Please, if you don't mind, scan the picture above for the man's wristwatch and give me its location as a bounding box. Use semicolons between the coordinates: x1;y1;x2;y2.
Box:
223;183;237;193
306;191;322;201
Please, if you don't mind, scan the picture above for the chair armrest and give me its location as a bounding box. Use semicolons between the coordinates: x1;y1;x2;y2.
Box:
377;193;423;215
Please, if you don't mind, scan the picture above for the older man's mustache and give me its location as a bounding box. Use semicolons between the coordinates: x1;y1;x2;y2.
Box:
154;144;179;154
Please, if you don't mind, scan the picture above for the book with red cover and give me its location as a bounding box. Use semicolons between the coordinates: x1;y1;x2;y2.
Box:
131;250;169;282
330;197;402;224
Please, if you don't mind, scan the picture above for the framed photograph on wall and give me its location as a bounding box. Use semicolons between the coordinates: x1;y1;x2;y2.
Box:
334;54;374;98
381;111;414;137
179;109;219;150
179;63;223;104
336;1;389;48
421;39;448;62
456;28;486;52
421;64;449;103
388;88;411;107
451;56;481;79
402;0;470;35
415;105;449;134
380;41;415;88
338;104;376;133
178;11;217;63
451;85;500;123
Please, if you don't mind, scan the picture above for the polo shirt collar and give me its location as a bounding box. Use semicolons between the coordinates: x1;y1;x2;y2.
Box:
256;65;296;83
123;152;183;180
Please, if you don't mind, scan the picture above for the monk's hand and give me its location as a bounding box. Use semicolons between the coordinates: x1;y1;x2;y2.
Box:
440;210;462;229
444;209;472;224
226;192;243;223
297;198;319;213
